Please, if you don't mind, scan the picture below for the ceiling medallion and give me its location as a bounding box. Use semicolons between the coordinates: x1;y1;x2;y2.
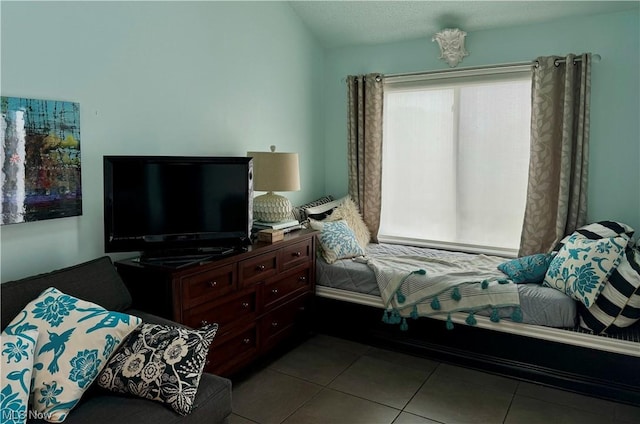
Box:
432;28;469;68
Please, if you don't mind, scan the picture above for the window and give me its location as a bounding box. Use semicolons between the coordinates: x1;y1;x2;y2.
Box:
379;66;532;256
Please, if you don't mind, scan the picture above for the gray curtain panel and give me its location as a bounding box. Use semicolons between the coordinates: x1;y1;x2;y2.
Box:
347;73;384;242
519;54;592;256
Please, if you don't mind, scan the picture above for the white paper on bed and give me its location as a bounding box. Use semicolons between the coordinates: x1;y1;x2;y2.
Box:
366;254;521;328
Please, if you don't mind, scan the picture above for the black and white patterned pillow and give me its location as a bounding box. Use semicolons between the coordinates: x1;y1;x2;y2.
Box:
553;220;635;252
97;323;218;415
292;195;335;222
557;221;640;334
579;247;640;334
305;198;343;220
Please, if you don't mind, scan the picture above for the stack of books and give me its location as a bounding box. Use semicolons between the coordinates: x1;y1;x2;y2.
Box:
252;218;302;233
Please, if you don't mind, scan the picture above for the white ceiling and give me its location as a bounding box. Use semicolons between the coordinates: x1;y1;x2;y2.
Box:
289;1;639;48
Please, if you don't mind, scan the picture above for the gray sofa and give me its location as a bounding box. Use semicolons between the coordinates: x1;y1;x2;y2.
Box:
1;256;232;424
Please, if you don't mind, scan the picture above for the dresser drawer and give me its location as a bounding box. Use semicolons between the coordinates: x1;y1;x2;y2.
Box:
260;294;311;352
239;251;278;287
207;322;258;376
181;264;236;309
263;267;311;310
184;289;257;331
280;239;312;271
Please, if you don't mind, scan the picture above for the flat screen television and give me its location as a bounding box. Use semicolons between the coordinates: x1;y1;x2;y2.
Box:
103;155;253;261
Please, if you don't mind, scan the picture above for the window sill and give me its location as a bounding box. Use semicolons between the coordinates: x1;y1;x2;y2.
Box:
377;235;518;258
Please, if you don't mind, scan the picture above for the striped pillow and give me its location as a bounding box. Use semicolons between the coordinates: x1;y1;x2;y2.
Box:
292;195;335;222
554;220;635;252
579;247;640;333
561;221;639;334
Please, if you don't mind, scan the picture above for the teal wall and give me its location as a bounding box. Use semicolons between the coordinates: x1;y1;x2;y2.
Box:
0;1;325;282
2;3;638;282
323;9;640;235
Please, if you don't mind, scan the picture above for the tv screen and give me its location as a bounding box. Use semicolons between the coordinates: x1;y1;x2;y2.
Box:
104;156;253;256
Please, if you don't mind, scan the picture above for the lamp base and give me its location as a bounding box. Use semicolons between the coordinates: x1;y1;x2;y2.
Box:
253;192;293;223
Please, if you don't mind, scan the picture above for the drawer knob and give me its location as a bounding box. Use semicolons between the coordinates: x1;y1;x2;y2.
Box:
271;288;279;295
292;251;302;257
256;264;266;271
271;321;279;328
208;281;218;288
298;276;306;282
242;338;251;344
241;301;250;309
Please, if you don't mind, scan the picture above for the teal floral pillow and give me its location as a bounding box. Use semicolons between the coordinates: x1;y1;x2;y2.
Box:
309;219;365;264
498;253;555;283
2;287;142;423
1;328;38;424
543;235;629;307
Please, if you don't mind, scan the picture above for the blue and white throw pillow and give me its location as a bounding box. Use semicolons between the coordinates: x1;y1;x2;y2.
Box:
1;328;38;424
309;219;365;264
2;287;142;423
544;235;629;307
498;253;556;284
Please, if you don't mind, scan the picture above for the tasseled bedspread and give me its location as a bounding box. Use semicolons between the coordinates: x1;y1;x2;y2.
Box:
364;254;522;330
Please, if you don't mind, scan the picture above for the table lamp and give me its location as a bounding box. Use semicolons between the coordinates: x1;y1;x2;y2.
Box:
248;145;300;222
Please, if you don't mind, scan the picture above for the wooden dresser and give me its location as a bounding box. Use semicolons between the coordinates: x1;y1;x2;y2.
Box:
115;229;317;376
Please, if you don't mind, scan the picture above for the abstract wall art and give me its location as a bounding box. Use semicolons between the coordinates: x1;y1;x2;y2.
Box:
1;96;82;225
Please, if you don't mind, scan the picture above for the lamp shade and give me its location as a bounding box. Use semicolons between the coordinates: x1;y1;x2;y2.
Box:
248;149;300;192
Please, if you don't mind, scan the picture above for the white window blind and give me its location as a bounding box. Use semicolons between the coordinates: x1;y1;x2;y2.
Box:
380;66;532;256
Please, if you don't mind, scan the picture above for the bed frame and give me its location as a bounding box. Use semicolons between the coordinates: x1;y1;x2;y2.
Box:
313;286;640;406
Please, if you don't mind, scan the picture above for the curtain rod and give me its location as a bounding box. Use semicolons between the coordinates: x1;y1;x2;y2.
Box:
385;53;601;79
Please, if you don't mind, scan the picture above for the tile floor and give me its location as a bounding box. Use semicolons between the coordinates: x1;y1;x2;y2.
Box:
230;334;640;424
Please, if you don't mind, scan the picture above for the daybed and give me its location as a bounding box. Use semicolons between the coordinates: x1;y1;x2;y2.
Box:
1;256;232;424
314;242;640;406
299;198;640;406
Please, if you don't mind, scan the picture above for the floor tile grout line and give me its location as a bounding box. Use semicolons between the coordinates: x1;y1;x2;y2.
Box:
512;391;626;421
320;384;404;412
266;347;372;387
266;342;388;423
501;380;520;424
313;356;441;417
231;412;260;424
276;383;326;424
322;342;438;412
401;381;449;424
321;344;372;387
271;344;413;421
513;380;638;416
396;362;444;422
